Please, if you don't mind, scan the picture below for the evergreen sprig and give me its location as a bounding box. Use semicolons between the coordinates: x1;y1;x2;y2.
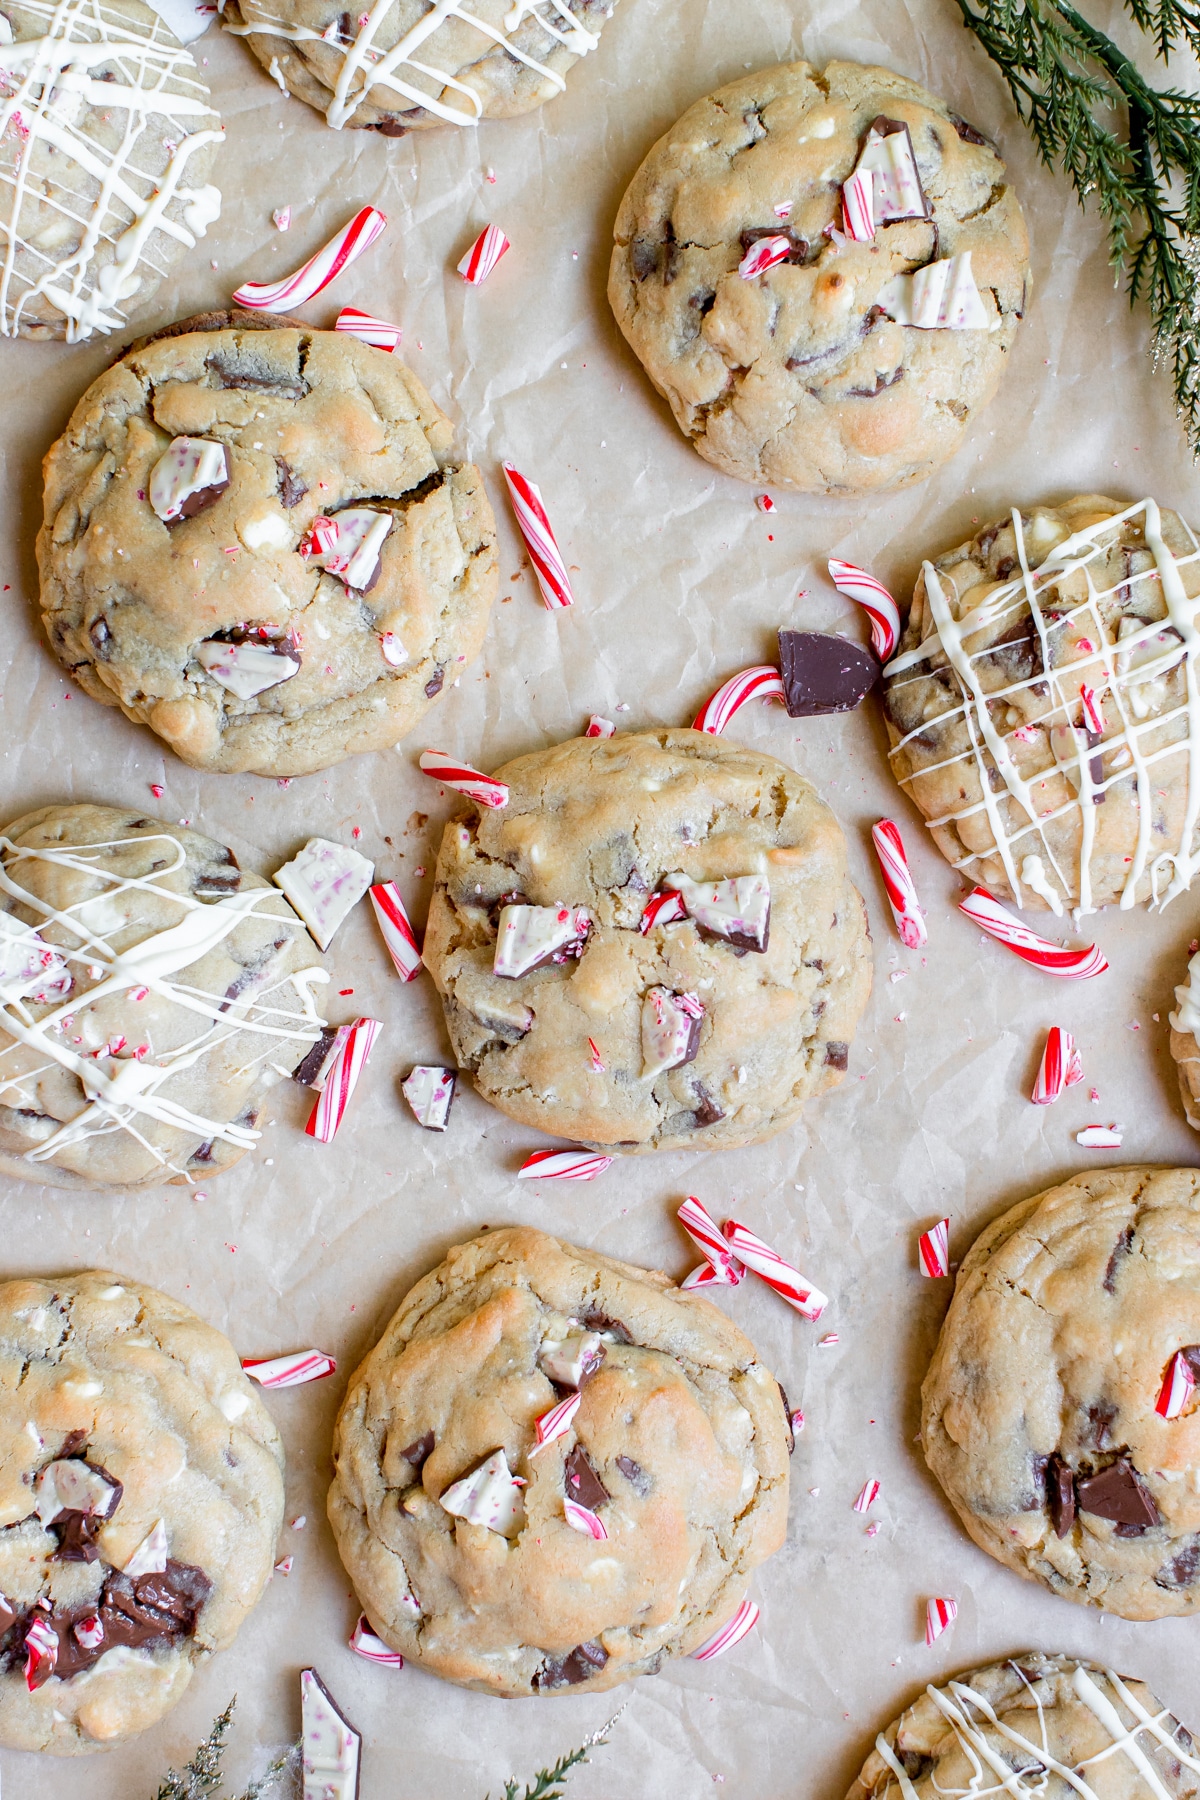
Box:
491;1712;622;1800
954;0;1200;449
153;1700;294;1800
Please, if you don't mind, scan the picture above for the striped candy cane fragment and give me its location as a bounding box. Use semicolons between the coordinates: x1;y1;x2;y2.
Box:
925;1597;958;1646
1080;685;1105;735
335;305;402;351
681;1262;725;1290
242;1350;336;1386
755;493;776;513
959;888;1109;978
301;516;340;558
305;1017;382;1142
531;1392;581;1452
233;205;387;308
369;881;422;980
458;223;510;284
828;558;901;661
841;167;875;241
24;1614;57;1689
639;889;687;934
501;463;575;611
1156;1350;1199;1419
722;1219;829;1321
738;235;791;278
692;1598;760;1661
1032;1027;1083;1104
1076;1123;1123;1147
563;1498;608;1540
585;715;615;738
517;1148;613;1180
350;1616;404;1666
853;1478;880;1513
918;1218;950;1278
677;1195;744;1286
871;819;927;949
418;749;510;809
693;665;786;734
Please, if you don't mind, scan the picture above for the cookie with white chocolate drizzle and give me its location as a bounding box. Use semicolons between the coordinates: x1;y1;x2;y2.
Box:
884;494;1200;914
1170;946;1200;1129
0;0;222;340
848;1653;1200;1800
0;803;331;1188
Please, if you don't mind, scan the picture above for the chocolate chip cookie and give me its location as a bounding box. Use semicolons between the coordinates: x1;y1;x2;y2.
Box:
327;1226;791;1695
0;802;330;1189
922;1167;1200;1619
421;728;872;1153
884;494;1200;914
1170;946;1200;1129
0;1270;284;1753
221;0;622;133
848;1654;1200;1800
38;312;498;776
609;60;1029;494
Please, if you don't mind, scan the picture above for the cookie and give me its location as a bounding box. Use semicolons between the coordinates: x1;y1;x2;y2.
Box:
421;728;872;1153
0;0;222;341
847;1653;1200;1800
921;1167;1200;1620
38;314;498;776
222;0;622;133
1170;947;1200;1128
327;1226;791;1695
885;495;1200;914
608;60;1029;494
0;802;330;1189
0;1269;284;1754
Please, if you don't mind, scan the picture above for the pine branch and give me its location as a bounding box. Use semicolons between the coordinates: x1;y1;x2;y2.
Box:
490;1710;623;1800
953;0;1200;451
153;1700;295;1800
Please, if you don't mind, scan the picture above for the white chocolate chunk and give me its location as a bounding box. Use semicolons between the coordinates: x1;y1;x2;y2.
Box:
238;509;292;551
122;1518;168;1575
218;1390;250;1421
273;838;375;951
668;873;771;951
322;508;391;590
876;252;991;330
35;1458;120;1523
301;1669;361;1800
439;1448;525;1537
401;1066;456;1130
641;986;705;1079
853;122;926;221
0;914;70;1004
539;1332;605;1388
196;638;300;700
493;904;590;978
149;437;230;522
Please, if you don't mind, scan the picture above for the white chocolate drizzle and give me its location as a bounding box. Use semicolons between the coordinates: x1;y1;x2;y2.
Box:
885;498;1200;914
0;0;224;340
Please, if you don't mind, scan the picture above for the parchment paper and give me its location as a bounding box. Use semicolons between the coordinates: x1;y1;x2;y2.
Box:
2;0;1200;1792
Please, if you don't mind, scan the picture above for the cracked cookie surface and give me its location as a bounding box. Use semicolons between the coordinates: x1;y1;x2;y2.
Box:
608;60;1029;494
421;728;873;1154
37;313;497;776
0;1269;283;1753
328;1226;790;1695
922;1167;1200;1620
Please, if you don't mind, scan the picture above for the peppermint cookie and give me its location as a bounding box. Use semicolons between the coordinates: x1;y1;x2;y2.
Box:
422;728;872;1153
0;1269;284;1754
222;0;622;133
0;802;329;1189
885;495;1200;913
38;313;498;776
328;1226;791;1695
922;1167;1200;1620
608;60;1029;494
0;0;222;341
848;1654;1200;1800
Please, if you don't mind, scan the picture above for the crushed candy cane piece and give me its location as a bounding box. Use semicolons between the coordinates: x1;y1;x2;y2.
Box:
669;872;771;952
322;507;391;591
681;1262;726;1290
518;1148;613;1180
871;819;927;949
303;516;340;558
959;888;1109;978
369;881;422;980
272;205;291;231
305;1019;382;1142
350;1615;404;1666
123;1519;168;1576
243;1349;336;1386
149;437;230;523
531;1391;581;1450
877;251;990;330
501;463;575;610
853;1479;880;1513
197;636;299;699
840;166;875;241
73;1614;104;1650
1156;1349;1198;1419
739;235;791;278
925;1596;958;1646
639;888;687;934
828;558;901;661
1076;1124;1123;1147
1080;684;1105;735
458;222;510;283
818;1333;839;1348
564;1497;608;1539
918;1219;950;1278
641;987;704;1079
380;631;407;665
1032;1027;1084;1105
439;1448;524;1536
24;1614;57;1689
418;749;509;808
335;304;401;350
275;1556;294;1574
274;837;374;950
791;1409;806;1434
301;1668;361;1800
723;1218;829;1320
494;903;590;978
539;1332;605;1388
756;493;777;512
233;204;386;308
693;664;786;734
854;119;928;222
678;1195;745;1286
401;1065;455;1131
692;1597;760;1661
585;714;615;737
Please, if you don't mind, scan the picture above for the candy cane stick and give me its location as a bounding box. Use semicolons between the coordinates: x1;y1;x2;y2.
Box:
959;888;1109;978
335;305;402;351
693;665;786;735
692;1598;760;1660
1156;1350;1197;1420
242;1350;336;1386
418;750;510;809
917;1219;950;1278
925;1597;957;1646
828;558;901;661
871;819;927;948
501;463;575;611
233;206;387;309
518;1148;613;1180
304;1017;381;1142
722;1219;828;1320
369;882;422;980
458;223;510;284
677;1196;744;1285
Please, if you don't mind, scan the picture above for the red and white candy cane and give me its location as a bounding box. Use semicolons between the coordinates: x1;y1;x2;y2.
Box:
1032;1027;1084;1105
242;1349;336;1386
918;1219;950;1278
501;463;575;611
301;516;339;558
841;168;875;242
24;1614;57;1688
1080;685;1105;735
853;1478;880;1513
564;1498;608;1540
693;665;786;735
925;1597;958;1646
828;558;901;662
1156;1350;1198;1420
335;305;402;351
531;1391;581;1451
369;881;422;981
457;223;510;284
1076;1123;1123;1147
678;1196;744;1286
722;1218;829;1321
639;889;686;934
233;205;386;309
518;1148;613;1180
871;819;927;949
418;749;510;809
738;236;791;279
692;1597;760;1661
681;1262;726;1290
585;715;615;738
959;888;1109;978
305;1017;382;1143
350;1616;404;1666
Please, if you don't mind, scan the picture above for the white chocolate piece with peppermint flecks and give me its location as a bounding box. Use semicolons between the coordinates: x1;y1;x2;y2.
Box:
122;1518;168;1575
34;1458;120;1523
877;253;991;330
149;438;230;522
439;1448;525;1537
301;1668;361;1800
641;986;704;1079
493;903;590;978
853;122;926;221
669;873;771;951
401;1065;456;1130
196;638;300;700
274;838;374;951
322;508;391;590
538;1332;605;1388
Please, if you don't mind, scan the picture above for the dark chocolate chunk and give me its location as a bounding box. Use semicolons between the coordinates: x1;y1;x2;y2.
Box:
192;1140;214;1163
194;847;241;896
375;117;409;136
1046;1452;1076;1537
615;1455;651;1496
900;1753;936;1781
54;1510;104;1562
0;1595;18;1638
1081;1400;1118;1451
89;617;113;658
1156;1537;1200;1590
1076;1457;1160;1527
987;615;1044;682
1103;1226;1135;1294
778;1382;795;1454
579;1308;631;1343
778;630;879;717
950;113;989;145
292;1025;341;1088
400;1430;434;1469
1180;1345;1200;1383
564;1445;608;1511
59;1430;88;1458
847;367;904;399
534;1639;608;1689
693;1089;725;1127
206;358;308;400
275;457;307;509
824;1041;849;1071
424;668;445;699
